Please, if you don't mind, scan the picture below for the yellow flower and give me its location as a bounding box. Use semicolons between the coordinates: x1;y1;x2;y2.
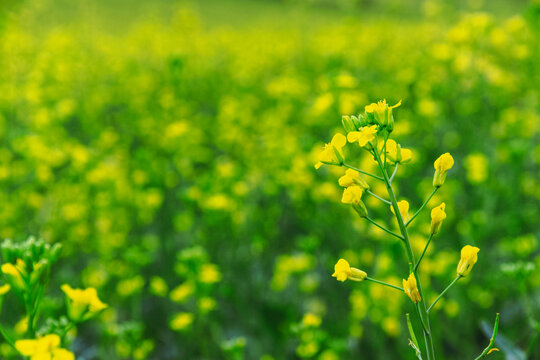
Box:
390;200;410;222
402;273;421;303
315;133;347;169
365;99;401;127
430;203;447;235
433;153;454;187
338;169;369;189
0;284;10;295
331;259;367;282
385;139;412;164
61;284;107;322
457;245;480;277
15;334;74;360
347;125;378;147
199;263;222;284
170;312;194;331
302;313;322;327
1;260;26;290
341;186;364;204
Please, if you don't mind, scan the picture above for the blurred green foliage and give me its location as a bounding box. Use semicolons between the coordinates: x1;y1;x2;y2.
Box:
0;0;539;358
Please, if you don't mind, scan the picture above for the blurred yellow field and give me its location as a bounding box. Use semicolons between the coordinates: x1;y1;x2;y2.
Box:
0;0;539;358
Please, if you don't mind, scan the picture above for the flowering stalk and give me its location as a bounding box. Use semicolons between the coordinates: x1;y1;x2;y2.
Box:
372;145;436;360
323;99;490;360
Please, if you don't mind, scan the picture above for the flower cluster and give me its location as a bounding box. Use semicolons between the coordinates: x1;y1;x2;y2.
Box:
0;237;106;359
317;100;492;359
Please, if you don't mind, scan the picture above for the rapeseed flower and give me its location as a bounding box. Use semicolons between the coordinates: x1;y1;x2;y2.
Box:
365;99;401;128
430;203;447;235
385;139;412;164
433;153;454;187
338;169;369;189
61;284;107;322
331;259;367;282
15;334;74;360
315;133;347;169
342;186;368;217
457;245;480;277
403;273;421;303
347;125;378;148
390;200;410;222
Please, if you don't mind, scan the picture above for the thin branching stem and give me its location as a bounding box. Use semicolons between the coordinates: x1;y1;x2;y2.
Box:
366;277;404;292
343;163;384;181
427;276;462;313
406;188;438;227
366;190;392;205
474;314;500;360
365;217;404;240
414;234;434;272
389;163;399;183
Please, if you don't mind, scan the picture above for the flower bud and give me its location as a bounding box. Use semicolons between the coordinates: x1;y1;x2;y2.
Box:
342;115;357;133
433;153;454;187
364;99;401;128
352;201;368;218
457;245;480;277
1;260;26;291
403;273;421;303
430;203;447;235
390;200;410;222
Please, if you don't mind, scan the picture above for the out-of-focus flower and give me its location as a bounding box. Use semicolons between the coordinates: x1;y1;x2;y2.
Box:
61;284;107;322
15;334;74;360
170;312;194;331
457;245;480;277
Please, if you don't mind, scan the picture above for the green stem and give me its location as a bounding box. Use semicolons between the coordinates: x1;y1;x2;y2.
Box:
366;190;391;205
0;324;17;351
427;276;462;313
474;313;500;360
365;217;404;240
406;188;438;227
60;322;76;342
414;234;434;272
389;163;399;183
372;149;436;360
25;301;35;337
366;277;404;292
343;163;384;181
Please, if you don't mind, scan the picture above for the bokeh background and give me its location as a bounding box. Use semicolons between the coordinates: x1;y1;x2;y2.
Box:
1;0;539;358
